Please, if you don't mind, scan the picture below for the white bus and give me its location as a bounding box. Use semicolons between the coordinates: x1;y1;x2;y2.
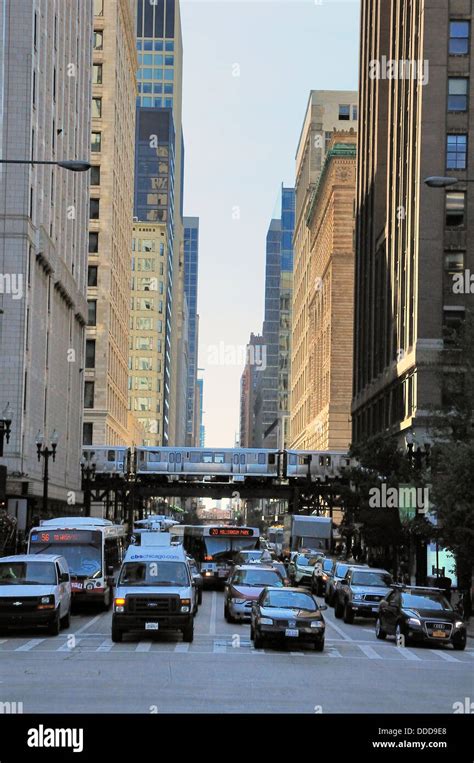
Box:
27;517;126;609
171;525;260;587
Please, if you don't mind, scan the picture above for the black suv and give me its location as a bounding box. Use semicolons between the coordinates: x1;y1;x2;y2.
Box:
376;585;467;650
335;567;392;623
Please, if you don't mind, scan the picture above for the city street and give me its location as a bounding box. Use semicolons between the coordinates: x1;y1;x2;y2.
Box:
1;591;472;715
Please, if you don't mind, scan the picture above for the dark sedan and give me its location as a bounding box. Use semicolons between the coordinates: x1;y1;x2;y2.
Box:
250;587;327;651
376;586;467;650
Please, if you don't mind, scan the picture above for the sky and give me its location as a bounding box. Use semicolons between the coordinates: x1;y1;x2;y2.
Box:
180;0;360;447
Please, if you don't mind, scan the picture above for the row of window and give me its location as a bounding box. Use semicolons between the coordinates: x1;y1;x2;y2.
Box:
139;68;174;81
132;240;165;253
339;104;358;121
139;82;174;94
139;97;173;109
137;40;174;52
138;54;174;66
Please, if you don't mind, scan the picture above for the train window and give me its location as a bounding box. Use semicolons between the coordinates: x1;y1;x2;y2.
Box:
319;456;324;466
190;453;200;463
288;455;297;465
176;453;182;463
268;454;275;464
148;452;160;462
214;453;225;464
202;453;213;464
240;454;246;464
169;453;175;463
107;450;115;461
258;453;266;465
233;454;239;464
326;456;331;466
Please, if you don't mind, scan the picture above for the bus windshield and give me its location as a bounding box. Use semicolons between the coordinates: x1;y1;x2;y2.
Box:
29;530;103;578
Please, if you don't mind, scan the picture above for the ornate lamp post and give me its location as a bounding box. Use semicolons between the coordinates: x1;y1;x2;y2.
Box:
36;430;58;519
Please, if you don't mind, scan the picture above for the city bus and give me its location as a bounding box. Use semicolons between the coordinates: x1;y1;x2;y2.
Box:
170;525;260;587
27;517;126;609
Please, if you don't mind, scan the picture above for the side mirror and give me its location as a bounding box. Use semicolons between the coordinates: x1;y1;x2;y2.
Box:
59;573;69;583
319;604;328;611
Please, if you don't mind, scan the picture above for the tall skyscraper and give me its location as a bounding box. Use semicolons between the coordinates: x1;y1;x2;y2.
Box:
239;333;265;447
0;0;93;521
195;376;205;447
183;217;199;446
256;186;295;449
290;90;358;449
353;2;474;445
135;0;184;445
84;0;138;448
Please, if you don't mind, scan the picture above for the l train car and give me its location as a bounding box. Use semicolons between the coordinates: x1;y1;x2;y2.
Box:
82;446;130;475
285;450;354;482
135;447;280;483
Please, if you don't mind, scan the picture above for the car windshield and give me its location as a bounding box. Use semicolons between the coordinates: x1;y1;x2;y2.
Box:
322;559;333;572
272;564;287;578
232;569;284;587
402;593;453;611
262;590;317;611
118;561;190;587
0;561;57;585
297;555;320;566
352;571;392;587
335;563;349;577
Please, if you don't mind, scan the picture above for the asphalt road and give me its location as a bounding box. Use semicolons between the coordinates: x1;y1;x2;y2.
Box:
1;591;472;714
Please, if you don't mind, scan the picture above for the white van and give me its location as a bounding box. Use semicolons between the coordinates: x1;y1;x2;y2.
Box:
112;534;196;643
0;554;72;635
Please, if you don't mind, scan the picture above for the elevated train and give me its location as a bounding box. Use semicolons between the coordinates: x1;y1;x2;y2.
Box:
82;446;354;484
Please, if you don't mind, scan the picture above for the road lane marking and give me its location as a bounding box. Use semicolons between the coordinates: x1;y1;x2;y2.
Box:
209;592;217;635
174;643;189;653
0;639;8;645
135;641;152;652
429;649;460;662
290;652;305;657
15;639;45;651
328;648;342;658
357;644;382;659
323;618;354;641
71;615;102;636
395;646;421;660
213;640;226;653
97;640;113;652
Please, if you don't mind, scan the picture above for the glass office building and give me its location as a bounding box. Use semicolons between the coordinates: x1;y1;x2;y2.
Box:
183;218;199;445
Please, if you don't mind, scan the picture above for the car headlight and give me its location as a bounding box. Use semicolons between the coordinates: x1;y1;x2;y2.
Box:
310;620;324;628
180;598;191;613
352;594;364;601
41;595;54;604
260;617;273;625
455;620;464;629
407;617;421;627
114;597;125;613
231;597;244;604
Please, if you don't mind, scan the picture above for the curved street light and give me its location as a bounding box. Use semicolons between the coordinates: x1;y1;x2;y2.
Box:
424;176;474;188
0;159;91;172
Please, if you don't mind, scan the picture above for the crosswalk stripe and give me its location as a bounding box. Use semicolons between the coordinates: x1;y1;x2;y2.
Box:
15;639;45;652
395;647;421;661
174;643;190;653
328;648;342;658
97;640;113;652
429;649;460;663
357;644;382;659
135;641;152;652
290;652;305;656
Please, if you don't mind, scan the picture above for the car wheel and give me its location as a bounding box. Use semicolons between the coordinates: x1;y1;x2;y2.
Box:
47;609;61;637
111;624;123;643
198;589;203;605
103;588;112;612
453;638;466;651
343;603;355;624
182;622;194;643
253;629;264;649
224;603;234;624
375;617;387;640
60;607;71;630
250;623;255;640
313;638;324;652
334;598;344;619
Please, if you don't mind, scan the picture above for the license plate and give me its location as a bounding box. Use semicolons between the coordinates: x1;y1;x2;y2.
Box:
432;630;446;638
145;622;159;631
285;629;299;637
71;582;83;590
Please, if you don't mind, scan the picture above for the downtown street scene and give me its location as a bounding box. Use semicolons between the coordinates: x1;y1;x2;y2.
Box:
0;0;473;756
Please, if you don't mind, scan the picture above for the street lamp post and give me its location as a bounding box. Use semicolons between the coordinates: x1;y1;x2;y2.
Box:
80;457;96;517
0;403;12;457
0;159;91;172
36;430;58;519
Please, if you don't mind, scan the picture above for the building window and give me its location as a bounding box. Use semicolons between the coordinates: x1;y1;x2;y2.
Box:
339;104;350;120
449;20;470;55
85;340;96;368
91;132;102;153
89;232;99;253
93;0;104;15
92;64;102;85
446;134;467;169
444;251;465;275
446;191;466;227
92;97;102;118
89;198;100;220
83;422;93;446
93;31;103;50
448;78;469;112
142;240;154;252
352;105;358;120
165;41;174;52
84;382;94;409
88;265;98;287
87;300;97;326
443;308;465;345
164;70;173;81
90;165;100;185
165;55;174;66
